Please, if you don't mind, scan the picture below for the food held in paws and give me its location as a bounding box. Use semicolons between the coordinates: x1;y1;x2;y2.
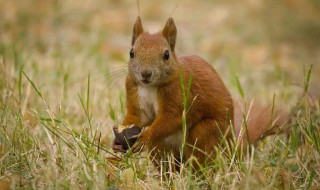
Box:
113;125;141;151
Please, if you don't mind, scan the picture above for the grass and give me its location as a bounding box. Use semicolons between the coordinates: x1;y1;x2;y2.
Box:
0;0;320;189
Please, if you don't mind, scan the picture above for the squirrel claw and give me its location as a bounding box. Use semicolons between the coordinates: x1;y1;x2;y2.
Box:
129;134;140;139
131;139;145;153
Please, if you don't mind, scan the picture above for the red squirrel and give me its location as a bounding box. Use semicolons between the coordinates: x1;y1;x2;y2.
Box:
112;16;288;168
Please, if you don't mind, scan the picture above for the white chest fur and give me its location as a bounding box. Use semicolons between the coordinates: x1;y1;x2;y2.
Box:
137;86;159;125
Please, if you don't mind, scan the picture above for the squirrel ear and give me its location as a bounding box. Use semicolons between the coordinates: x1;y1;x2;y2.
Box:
162;17;177;51
131;16;144;46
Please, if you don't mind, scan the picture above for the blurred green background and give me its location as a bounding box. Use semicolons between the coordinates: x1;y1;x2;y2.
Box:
1;0;319;94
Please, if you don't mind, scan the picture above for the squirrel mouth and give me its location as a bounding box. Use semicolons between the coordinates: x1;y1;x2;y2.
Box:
141;79;150;84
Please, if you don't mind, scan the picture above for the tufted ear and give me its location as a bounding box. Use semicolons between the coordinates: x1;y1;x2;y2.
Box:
131;16;144;46
162;17;177;51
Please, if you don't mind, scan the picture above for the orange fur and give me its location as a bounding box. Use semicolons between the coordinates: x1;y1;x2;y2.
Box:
234;102;289;145
118;17;289;170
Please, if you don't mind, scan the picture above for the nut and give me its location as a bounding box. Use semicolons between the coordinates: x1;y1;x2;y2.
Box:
113;125;141;152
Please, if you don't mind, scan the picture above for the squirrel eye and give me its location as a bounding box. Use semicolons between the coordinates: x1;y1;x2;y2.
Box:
130;48;134;59
163;50;170;60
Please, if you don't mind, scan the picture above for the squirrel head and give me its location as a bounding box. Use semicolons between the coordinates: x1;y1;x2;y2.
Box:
128;16;178;87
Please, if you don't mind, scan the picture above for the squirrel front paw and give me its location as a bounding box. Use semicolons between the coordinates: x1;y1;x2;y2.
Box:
131;127;152;153
112;124;141;153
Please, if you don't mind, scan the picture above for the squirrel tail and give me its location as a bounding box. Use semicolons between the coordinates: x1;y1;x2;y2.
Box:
233;101;290;145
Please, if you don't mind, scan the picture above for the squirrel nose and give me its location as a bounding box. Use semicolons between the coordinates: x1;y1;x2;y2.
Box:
141;70;152;79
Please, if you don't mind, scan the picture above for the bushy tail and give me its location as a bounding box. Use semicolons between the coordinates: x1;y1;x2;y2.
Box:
233;101;290;145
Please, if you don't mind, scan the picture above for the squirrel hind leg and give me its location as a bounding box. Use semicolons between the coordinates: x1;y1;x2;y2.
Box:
185;119;231;168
